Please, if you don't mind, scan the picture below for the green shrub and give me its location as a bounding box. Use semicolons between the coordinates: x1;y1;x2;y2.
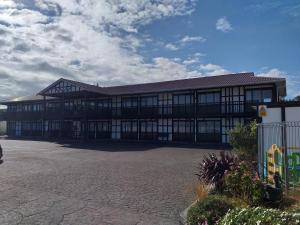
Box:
0;122;6;135
218;207;300;225
187;195;234;225
228;120;257;160
224;162;265;206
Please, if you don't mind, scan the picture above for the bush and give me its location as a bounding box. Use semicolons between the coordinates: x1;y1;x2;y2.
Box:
193;182;209;201
218;207;300;225
187;195;234;225
0;122;6;135
196;151;238;192
228;120;257;160
224;162;265;206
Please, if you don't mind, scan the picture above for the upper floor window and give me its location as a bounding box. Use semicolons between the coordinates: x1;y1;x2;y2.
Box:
122;97;138;108
32;104;43;112
86;101;96;110
246;89;273;103
140;96;158;107
198;92;220;104
173;94;193;105
97;99;111;109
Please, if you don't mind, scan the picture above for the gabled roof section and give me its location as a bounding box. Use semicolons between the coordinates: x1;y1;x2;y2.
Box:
37;78;107;97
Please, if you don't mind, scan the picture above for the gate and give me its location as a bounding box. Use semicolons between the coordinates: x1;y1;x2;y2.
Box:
257;121;300;192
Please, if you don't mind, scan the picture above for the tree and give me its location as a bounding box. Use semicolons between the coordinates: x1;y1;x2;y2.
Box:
293;95;300;101
228;120;257;161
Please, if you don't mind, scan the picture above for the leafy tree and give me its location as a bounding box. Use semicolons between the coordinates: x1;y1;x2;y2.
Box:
293;95;300;101
228;120;257;161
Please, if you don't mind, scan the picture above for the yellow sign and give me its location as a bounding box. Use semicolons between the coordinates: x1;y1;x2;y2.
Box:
258;105;267;117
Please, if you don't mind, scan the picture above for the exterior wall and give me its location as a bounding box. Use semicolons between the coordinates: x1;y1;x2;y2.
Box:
262;106;300;123
262;108;281;123
1;83;279;145
286;107;300;122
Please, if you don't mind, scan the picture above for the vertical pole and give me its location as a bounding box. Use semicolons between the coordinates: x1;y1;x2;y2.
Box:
137;96;140;141
282;122;289;193
42;96;46;137
84;94;88;141
194;90;197;143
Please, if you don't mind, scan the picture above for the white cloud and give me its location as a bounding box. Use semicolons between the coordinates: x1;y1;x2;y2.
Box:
165;43;179;51
180;35;206;43
257;68;286;78
216;17;233;32
182;52;205;65
164;35;206;51
199;64;230;75
0;0;201;99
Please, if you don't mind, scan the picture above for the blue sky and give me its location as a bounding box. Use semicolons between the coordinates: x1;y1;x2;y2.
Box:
0;0;299;99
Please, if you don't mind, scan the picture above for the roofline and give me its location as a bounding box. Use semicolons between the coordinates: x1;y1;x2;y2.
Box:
0;81;286;105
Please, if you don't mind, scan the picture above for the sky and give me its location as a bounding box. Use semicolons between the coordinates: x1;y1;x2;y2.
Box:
0;0;299;100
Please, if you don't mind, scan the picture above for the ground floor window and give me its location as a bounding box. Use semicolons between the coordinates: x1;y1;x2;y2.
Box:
88;121;111;139
47;120;61;138
7;120;42;136
121;120;138;140
173;119;194;142
140;120;158;141
197;119;221;143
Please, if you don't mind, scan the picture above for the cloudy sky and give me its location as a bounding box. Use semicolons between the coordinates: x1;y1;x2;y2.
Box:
0;0;299;100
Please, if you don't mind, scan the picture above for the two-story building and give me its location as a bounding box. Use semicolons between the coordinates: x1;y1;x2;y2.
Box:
0;72;286;145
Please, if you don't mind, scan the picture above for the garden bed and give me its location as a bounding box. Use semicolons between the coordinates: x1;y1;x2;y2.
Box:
183;121;300;225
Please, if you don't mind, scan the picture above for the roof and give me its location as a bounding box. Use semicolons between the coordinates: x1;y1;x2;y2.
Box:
1;72;286;104
100;72;286;95
0;95;56;104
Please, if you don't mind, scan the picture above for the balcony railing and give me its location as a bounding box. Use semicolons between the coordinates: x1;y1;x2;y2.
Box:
2;102;259;120
172;105;194;117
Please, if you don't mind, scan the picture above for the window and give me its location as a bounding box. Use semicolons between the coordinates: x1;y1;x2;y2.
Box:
173;120;194;134
198;120;221;134
262;90;272;102
87;101;96;110
122;120;138;132
246;89;273;103
140;120;157;133
198;92;220;104
197;120;221;143
173;94;193;105
140;96;158;107
97;121;111;132
122;97;138;108
97;99;111;109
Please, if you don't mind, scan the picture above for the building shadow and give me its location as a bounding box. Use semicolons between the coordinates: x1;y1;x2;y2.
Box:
0;136;230;152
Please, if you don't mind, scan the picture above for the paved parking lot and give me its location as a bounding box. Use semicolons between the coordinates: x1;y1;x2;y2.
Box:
0;139;221;225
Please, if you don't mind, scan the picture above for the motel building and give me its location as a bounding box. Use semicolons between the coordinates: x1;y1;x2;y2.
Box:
0;72;286;146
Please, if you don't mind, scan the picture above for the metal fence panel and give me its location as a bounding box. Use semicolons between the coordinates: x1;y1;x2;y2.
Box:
258;122;300;192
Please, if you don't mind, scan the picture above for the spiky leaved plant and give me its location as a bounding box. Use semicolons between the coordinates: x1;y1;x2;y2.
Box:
196;151;238;192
